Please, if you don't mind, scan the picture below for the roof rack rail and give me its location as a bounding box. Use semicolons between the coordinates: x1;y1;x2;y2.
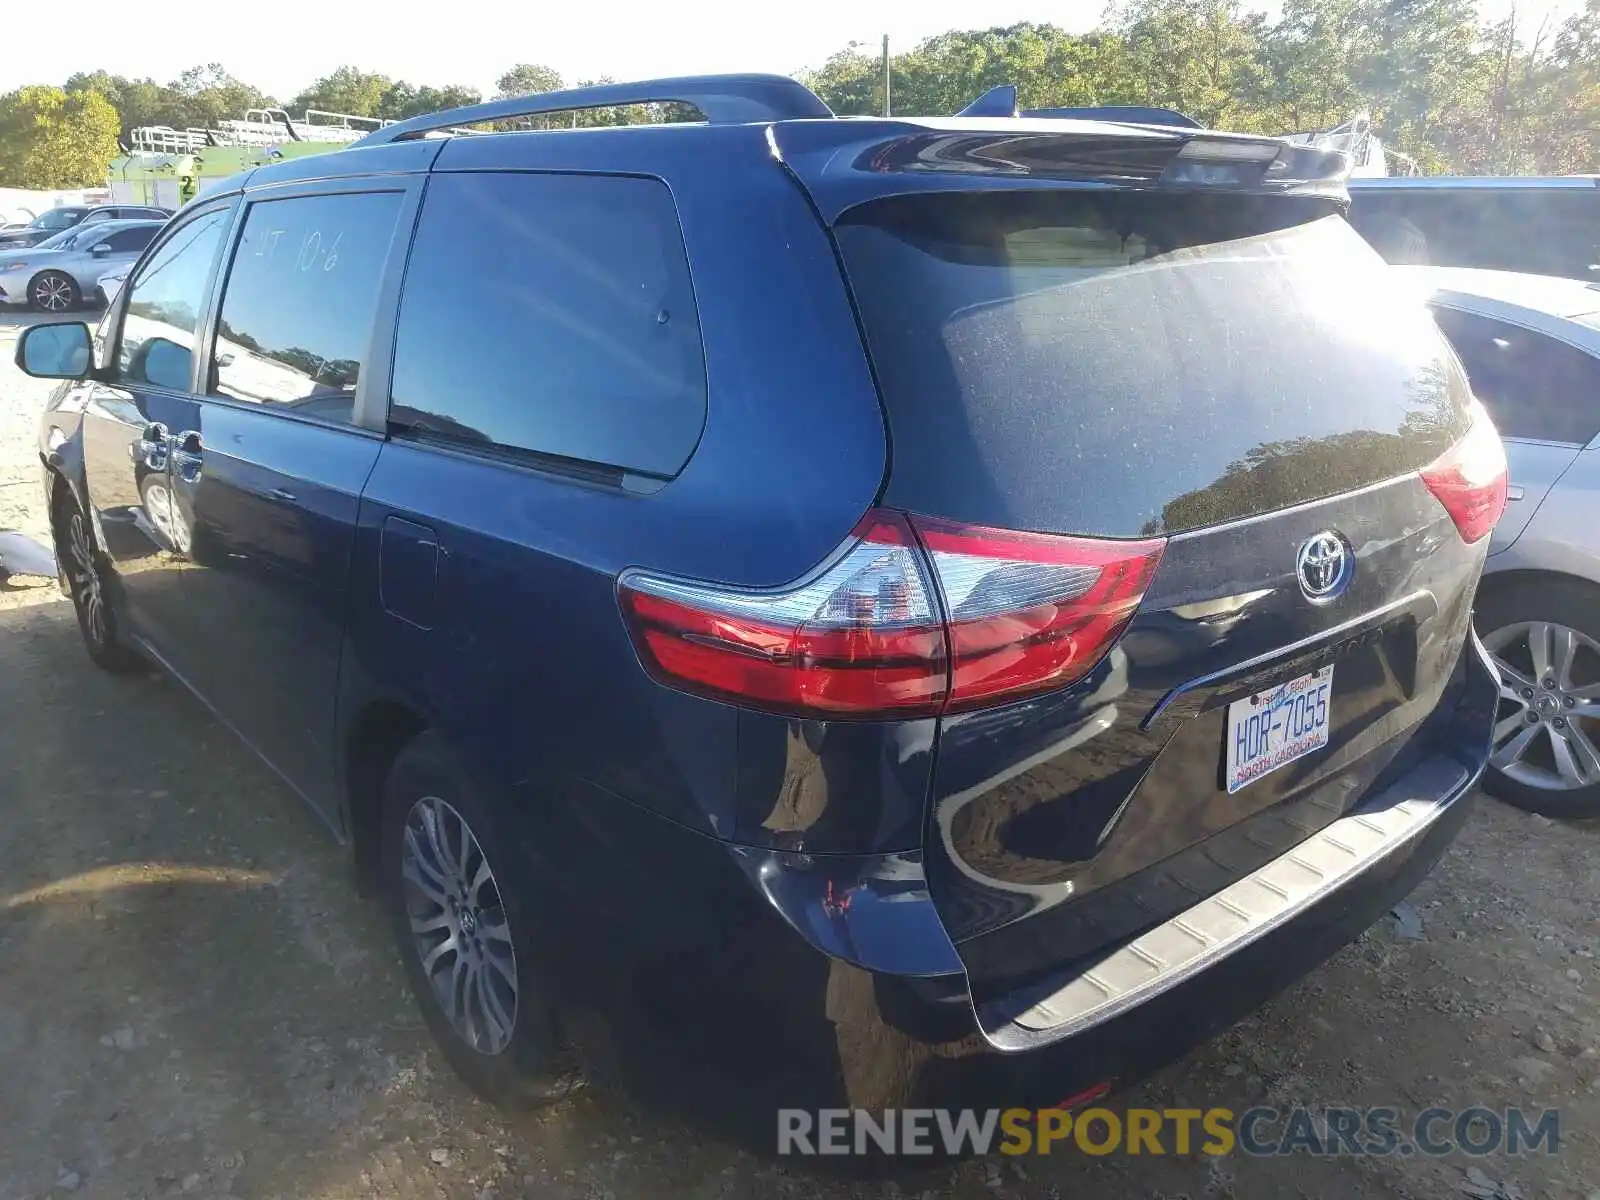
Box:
354;73;833;146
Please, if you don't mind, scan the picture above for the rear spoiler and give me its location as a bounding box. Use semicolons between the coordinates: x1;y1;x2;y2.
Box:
940;83;1353;195
775;118;1355;222
957;85;1200;129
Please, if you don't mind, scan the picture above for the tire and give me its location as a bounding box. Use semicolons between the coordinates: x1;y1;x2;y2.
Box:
1476;575;1600;818
379;732;584;1108
28;270;79;314
51;489;143;674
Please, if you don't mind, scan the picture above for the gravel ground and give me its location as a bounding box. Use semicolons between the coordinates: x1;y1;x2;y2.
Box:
1;307;1596;1200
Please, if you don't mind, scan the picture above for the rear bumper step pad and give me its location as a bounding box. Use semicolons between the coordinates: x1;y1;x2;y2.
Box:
1002;755;1472;1040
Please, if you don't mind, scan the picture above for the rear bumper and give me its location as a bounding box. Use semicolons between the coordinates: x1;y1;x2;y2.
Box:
575;631;1496;1130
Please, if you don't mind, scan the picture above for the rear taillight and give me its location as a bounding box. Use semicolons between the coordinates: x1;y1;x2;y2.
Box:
618;511;948;717
617;509;1166;719
1420;403;1508;545
912;517;1166;712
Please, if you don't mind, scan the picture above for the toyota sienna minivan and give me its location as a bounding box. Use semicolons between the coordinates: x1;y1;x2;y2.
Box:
19;74;1504;1126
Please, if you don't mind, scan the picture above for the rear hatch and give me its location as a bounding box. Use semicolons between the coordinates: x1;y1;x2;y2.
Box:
791;125;1499;1000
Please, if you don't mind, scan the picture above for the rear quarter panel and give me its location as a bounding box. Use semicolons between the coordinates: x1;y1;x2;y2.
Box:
1486;446;1600;584
338;126;899;905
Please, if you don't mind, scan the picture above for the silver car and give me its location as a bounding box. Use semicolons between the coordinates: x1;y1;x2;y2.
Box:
0;219;163;313
1400;266;1600;816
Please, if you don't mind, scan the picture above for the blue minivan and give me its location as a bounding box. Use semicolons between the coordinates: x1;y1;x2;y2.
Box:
20;75;1504;1125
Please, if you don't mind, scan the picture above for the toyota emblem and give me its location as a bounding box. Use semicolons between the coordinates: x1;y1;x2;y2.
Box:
1296;532;1350;600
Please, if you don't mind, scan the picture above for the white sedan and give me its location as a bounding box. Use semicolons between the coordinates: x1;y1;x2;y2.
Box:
97;266;131;306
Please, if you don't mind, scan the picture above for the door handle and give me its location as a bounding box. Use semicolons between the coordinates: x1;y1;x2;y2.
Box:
137;421;169;469
1506;484;1526;502
172;430;203;484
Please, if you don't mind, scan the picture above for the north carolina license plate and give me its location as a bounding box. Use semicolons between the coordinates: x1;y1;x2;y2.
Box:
1225;665;1334;793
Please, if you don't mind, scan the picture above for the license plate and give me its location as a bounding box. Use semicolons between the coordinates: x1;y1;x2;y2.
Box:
1224;666;1334;793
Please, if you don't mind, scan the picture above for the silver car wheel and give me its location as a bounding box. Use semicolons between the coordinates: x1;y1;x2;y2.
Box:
400;796;519;1055
31;272;75;313
1483;620;1600;791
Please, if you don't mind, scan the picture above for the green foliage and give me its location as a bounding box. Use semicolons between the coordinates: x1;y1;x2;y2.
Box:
289;67;393;118
66;66;275;143
381;83;484;121
0;86;121;187
803;2;1599;173
495;64;564;99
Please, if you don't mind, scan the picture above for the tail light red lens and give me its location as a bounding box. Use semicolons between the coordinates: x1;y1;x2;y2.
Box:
1420;402;1508;545
619;511;949;717
618;509;1166;719
910;516;1166;712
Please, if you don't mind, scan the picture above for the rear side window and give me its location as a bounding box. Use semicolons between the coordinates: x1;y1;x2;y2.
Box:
1430;306;1600;444
836;191;1470;537
390;172;706;477
210;191;403;426
102;226;157;253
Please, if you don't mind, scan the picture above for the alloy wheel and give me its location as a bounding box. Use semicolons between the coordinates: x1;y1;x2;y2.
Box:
65;511;107;647
1483;620;1600;791
31;273;74;313
400;796;519;1055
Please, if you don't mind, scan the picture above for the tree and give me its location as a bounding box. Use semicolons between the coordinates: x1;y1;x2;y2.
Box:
67;71;187;141
495;64;564;99
1258;0;1370;131
802;48;879;115
170;63;276;129
1112;0;1274;129
0;86;121;188
66;66;275;142
380;82;482;120
290;67;394;117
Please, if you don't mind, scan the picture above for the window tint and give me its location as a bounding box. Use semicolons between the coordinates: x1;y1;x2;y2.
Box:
80;209;114;225
1430;306;1600;444
835;193;1467;537
1348;189;1600;280
209;191;402;425
34;208;84;231
390;172;706;477
102;226;157;253
120;206;231;392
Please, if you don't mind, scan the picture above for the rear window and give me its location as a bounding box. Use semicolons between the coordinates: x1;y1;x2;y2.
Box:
835;191;1472;537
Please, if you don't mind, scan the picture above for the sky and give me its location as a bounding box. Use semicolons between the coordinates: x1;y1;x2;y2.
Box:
2;0;1578;103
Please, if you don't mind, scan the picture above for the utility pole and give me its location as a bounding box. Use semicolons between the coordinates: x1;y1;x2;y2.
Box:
882;34;891;117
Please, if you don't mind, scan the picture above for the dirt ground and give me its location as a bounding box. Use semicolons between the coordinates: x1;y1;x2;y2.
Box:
1;308;1596;1200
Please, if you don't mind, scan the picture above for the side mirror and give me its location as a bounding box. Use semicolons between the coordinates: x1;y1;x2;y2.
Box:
132;338;191;391
90;242;113;257
15;322;93;380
